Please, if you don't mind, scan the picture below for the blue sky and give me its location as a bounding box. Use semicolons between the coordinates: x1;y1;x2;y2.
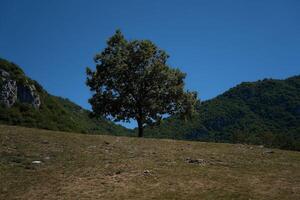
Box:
1;0;300;128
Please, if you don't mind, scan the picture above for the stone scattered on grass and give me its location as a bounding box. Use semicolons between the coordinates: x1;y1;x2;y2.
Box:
32;160;42;164
143;169;151;175
264;150;274;154
185;157;207;165
25;165;35;170
41;140;49;144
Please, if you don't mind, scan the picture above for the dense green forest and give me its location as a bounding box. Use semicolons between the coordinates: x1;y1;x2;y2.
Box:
0;58;130;135
145;75;300;150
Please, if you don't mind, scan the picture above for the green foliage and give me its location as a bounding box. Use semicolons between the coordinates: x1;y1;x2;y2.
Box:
87;30;197;137
145;76;300;150
0;58;31;85
0;58;131;136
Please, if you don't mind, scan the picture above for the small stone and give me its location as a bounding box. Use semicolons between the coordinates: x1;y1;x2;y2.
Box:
143;170;151;175
32;160;42;164
115;170;122;175
264;150;274;154
41;140;49;144
185;158;206;165
25;165;35;170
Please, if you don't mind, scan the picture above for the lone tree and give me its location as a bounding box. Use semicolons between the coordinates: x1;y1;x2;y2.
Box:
86;30;198;137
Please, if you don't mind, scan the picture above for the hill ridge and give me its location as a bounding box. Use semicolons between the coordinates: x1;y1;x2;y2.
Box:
145;75;300;150
0;58;131;135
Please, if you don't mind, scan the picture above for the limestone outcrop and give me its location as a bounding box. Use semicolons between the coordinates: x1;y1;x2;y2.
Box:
0;69;41;108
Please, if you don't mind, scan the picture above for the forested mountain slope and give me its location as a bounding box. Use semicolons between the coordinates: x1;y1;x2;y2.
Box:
145;75;300;150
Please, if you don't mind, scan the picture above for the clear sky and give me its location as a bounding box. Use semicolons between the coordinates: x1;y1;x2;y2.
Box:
1;0;300;128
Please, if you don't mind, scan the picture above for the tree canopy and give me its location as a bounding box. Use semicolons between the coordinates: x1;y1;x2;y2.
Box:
86;30;197;137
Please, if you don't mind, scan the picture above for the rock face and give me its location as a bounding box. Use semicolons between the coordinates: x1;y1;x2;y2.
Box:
0;69;17;107
0;69;41;108
17;82;41;108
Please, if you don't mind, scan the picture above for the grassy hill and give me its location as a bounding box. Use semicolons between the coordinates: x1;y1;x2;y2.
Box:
1;125;300;199
2;57;300;150
0;58;131;135
145;76;300;151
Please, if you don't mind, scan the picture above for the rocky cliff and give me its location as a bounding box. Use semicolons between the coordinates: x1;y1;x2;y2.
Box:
0;58;130;135
0;68;41;108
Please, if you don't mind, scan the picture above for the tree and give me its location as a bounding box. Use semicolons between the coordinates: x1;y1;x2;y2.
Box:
86;30;198;137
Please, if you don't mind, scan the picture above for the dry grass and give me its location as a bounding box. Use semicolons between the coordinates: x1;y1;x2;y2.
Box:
1;125;300;200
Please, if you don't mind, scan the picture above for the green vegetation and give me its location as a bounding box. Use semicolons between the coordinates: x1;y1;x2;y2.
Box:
1;57;299;150
0;58;131;136
145;76;300;150
0;58;28;84
1;125;300;199
87;30;197;137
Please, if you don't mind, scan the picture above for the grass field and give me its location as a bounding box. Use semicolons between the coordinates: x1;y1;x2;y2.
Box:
1;125;300;199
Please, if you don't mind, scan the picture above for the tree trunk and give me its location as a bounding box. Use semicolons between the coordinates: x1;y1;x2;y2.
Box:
137;119;144;137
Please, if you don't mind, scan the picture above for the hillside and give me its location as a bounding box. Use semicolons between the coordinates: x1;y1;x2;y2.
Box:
1;57;300;150
1;125;300;199
0;58;130;135
145;76;300;150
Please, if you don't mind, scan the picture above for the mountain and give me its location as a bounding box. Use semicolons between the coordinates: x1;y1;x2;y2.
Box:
0;58;131;135
1;57;299;150
145;75;300;150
